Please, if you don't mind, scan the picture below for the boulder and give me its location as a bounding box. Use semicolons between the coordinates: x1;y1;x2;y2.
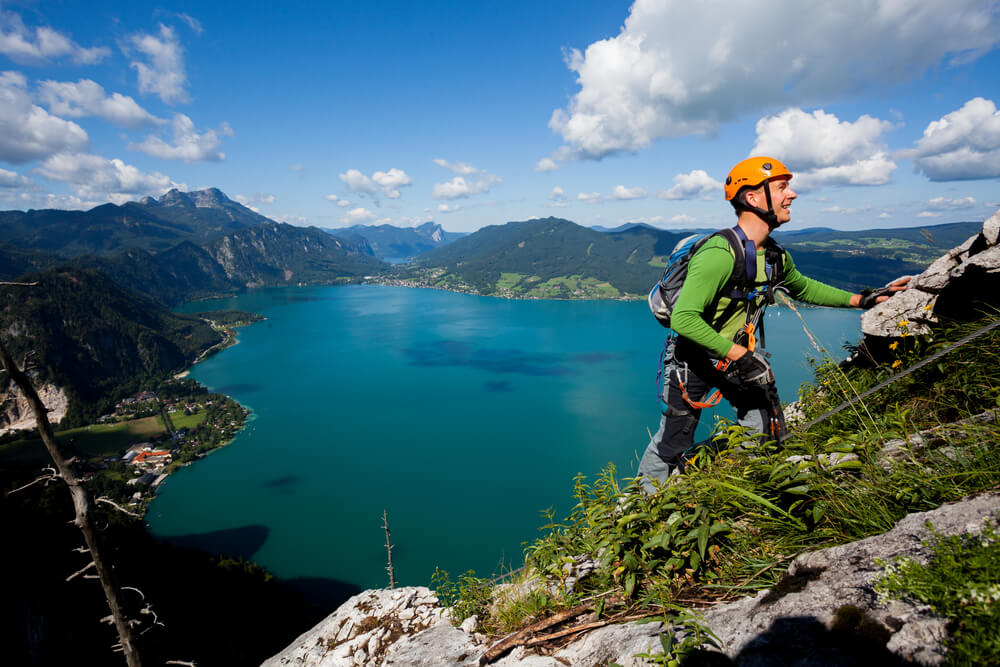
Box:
862;208;1000;337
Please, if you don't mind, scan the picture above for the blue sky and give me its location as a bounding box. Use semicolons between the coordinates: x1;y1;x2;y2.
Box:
1;1;998;232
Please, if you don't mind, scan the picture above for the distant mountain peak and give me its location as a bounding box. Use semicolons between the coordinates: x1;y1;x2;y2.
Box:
154;187;232;209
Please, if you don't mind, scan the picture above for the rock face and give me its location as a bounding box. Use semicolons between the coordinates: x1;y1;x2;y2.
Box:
0;381;67;435
265;493;1000;666
862;208;1000;337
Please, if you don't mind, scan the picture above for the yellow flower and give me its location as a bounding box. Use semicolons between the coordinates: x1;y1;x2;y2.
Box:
923;304;933;311
898;320;910;328
891;360;902;369
889;341;899;351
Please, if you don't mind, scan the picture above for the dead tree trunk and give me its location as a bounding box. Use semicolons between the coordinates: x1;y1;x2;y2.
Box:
0;337;144;667
382;509;396;589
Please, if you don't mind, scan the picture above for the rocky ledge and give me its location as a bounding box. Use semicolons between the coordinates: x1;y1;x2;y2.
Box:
265;492;1000;666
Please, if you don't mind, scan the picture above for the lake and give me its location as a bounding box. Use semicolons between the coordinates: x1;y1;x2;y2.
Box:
147;285;860;597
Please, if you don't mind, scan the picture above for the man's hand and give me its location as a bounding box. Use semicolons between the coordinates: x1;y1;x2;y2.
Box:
727;350;774;385
854;276;911;309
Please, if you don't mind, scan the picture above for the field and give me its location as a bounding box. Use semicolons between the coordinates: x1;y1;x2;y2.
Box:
0;410;207;467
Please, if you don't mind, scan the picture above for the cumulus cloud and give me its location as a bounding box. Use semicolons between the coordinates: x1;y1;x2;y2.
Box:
821;205;870;215
0;190;103;210
671;214;695;224
612;185;646;200
339;169;376;195
437;203;461;213
577;191;601;203
657;170;721;200
38;79;163;129
432;159;502;200
0;11;109;64
340;207;376;223
548;186;568;201
0;167;35;189
879;212;892;219
550;0;1000;158
751;107;897;189
432;158;479;175
325;194;354;208
534;157;559;172
906;98;1000;181
128;113;230;161
0;71;88;164
432;173;502;200
917;211;941;218
372;168;412;199
37;152;178;202
926;196;976;210
129;24;189;104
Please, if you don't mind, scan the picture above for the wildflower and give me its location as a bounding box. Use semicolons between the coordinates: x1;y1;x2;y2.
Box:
889;341;899;351
892;360;902;369
923;303;933;311
898;320;910;328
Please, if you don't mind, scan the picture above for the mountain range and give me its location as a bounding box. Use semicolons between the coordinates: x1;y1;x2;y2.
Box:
325;221;465;262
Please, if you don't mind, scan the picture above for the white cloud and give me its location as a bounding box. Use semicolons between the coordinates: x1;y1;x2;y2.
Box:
0;71;88;164
821;205;870;214
751;107;897;189
671;214;696;224
550;0;1000;158
235;192;275;207
324;194;341;203
289;163;304;173
927;196;976;210
433;158;479;175
37;152;179;202
879;212;892;219
0;190;103;210
548;186;568;201
325;194;354;208
612;185;646;200
340;207;376;223
437;203;461;213
339;168;376;195
129;24;189;104
38;79;163;129
372;168;412;199
917;211;942;218
432;173;501;200
753;108;894;170
906;98;1000;181
657;170;721;200
0;11;109;64
577;191;601;203
128;113;229;161
0;167;34;189
176;13;204;35
534;157;559;172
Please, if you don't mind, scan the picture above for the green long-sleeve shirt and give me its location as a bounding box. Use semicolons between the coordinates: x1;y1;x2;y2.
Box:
671;235;854;358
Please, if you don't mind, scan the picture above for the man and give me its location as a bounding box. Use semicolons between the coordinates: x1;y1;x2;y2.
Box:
636;156;908;491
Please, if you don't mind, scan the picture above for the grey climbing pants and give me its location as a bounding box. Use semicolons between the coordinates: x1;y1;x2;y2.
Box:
637;338;784;490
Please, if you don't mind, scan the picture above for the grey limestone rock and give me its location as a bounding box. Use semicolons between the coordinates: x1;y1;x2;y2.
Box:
862;207;1000;338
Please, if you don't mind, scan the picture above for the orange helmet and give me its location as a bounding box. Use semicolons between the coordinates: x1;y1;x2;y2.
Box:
724;157;792;201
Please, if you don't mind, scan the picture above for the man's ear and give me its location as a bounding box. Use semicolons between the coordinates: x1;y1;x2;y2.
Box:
743;186;763;209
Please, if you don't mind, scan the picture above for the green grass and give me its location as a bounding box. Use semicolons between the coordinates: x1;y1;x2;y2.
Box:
168;409;208;430
877;524;1000;665
0;415;167;466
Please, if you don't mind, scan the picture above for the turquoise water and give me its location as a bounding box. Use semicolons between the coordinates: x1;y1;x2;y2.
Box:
147;285;859;594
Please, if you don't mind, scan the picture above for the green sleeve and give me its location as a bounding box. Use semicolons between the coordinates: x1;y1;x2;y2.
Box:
671;237;739;358
781;251;855;307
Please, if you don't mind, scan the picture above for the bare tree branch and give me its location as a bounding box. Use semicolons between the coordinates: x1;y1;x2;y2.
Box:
382;509;395;589
67;560;96;582
5;466;59;495
97;497;142;518
0;281;40;286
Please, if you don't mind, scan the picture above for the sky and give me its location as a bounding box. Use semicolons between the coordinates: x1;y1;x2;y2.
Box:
1;0;999;233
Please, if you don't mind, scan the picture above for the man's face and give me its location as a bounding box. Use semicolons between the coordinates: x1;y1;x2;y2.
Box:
751;176;797;225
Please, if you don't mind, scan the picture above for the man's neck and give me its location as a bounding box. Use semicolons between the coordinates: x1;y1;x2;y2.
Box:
736;213;774;247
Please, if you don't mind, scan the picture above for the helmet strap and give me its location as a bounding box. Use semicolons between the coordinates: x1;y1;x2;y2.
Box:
735;182;779;227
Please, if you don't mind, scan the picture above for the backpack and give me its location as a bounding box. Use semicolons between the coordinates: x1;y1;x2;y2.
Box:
648;226;785;330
